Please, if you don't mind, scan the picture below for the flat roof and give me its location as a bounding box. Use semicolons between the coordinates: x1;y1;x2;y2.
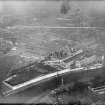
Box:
63;52;84;63
4;62;58;86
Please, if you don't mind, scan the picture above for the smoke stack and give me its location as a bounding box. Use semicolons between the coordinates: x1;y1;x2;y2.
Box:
60;0;70;14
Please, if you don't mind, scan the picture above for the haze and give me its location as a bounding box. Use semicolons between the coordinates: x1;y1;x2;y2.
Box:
0;1;104;17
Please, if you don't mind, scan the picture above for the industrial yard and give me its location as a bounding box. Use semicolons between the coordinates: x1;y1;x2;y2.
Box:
0;0;105;104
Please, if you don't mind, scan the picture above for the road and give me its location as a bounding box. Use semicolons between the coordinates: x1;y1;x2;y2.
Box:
8;25;105;29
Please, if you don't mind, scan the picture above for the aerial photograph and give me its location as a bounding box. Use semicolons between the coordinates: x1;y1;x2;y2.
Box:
0;0;105;104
